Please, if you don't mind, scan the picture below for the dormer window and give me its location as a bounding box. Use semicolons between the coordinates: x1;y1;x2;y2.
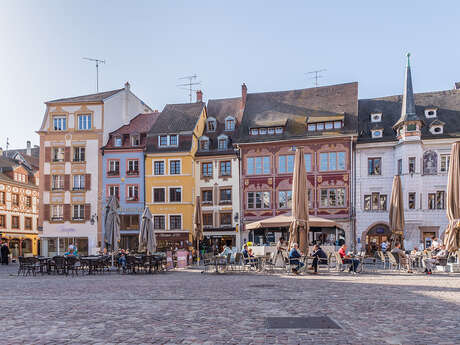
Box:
158;134;179;147
371;129;383;139
371;113;382;123
259;128;267;135
207;118;216;132
251;128;258;135
199;136;209;151
268;128;275;135
425;108;437;118
325;122;333;130
131;134;140;146
218;135;228;151
429;121;445;135
275;127;283;134
225;116;235;131
169;134;178;146
114;136;122;147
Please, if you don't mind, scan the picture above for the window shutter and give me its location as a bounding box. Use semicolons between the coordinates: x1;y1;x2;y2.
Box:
45;147;51;162
44;204;50;221
85;174;91;191
63;204;71;221
44;175;50;191
84;204;91;221
64;147;70;162
64;175;70;191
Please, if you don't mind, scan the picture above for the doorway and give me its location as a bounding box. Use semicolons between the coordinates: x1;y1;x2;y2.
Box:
365;224;391;255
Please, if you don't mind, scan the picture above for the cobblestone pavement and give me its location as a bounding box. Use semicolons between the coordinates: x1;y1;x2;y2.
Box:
1;264;460;345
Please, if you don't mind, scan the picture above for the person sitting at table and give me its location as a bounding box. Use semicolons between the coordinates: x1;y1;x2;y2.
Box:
64;245;78;257
338;244;359;273
248;248;254;257
289;243;304;274
424;245;448;274
118;249;127;270
309;244;327;274
241;244;250;263
220;243;232;257
390;242;412;273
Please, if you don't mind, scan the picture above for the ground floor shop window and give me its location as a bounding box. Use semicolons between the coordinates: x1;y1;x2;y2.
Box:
44;237;88;256
120;234;138;251
120;214;139;230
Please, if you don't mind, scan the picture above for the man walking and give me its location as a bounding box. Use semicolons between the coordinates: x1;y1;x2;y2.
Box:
1;242;10;265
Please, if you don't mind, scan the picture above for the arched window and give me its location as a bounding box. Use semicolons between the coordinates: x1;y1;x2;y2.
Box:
207;117;217;132
199;136;209;151
217;134;228;151
225;116;235;131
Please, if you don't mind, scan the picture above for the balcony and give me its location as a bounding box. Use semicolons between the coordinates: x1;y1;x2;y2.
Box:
126;169;139;176
51;216;63;222
72;187;85;192
107;170;120;176
126;196;139;202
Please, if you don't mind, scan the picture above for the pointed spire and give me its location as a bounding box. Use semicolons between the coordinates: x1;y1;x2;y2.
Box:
394;53;421;128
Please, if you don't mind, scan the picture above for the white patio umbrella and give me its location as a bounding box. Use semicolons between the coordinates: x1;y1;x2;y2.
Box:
139;207;157;254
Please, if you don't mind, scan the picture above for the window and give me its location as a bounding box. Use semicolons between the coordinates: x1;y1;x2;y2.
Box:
77;114;92;130
279;190;292;209
371;113;382;122
120;215;139;230
127;160;139;175
169;160;181;175
407;124;417;132
201;162;213;177
220;213;232;226
259;128;267;135
220;161;231;177
73;175;85;190
203;214;213;227
158;134;178;147
153;188;165;203
250;128;258;135
408;157;416;174
428;191;445;209
127;185;139;201
108;160;120;176
52;175;64;191
53;116;67;131
108;185;119;200
398;159;402;175
247;191;271;209
220;189;232;204
207;119;216;132
169;215;182;229
73;204;84;220
317;123;325;131
325;122;333;130
52;148;65;162
73;147;85;162
154;216;165;230
25;196;32;208
334;121;343;129
24;217;32;230
368;157;381;176
154;161;165;175
268;128;275;135
408;192;416;209
0;192;5;204
169;135;178;146
159;135;168;147
320;188;345;208
275;127;283;134
131;134;140;146
279;155;294;173
0;215;5;228
199;138;209;151
320;152;346;171
371;130;383;139
202;190;213;203
11;193;19;206
304;154;312;172
425;109;437;118
169;187;182;202
51;205;63;221
114;136;122;147
225;117;235;131
308;124;316;131
441;154;450;172
247;157;270;175
12;216;19;229
218;136;228;151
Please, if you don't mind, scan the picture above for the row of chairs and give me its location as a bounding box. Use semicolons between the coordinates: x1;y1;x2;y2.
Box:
116;255;167;274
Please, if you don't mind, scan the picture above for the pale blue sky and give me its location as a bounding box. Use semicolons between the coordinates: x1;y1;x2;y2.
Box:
1;0;459;148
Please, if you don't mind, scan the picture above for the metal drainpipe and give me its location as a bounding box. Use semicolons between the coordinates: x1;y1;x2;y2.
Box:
351;136;357;254
236;145;243;249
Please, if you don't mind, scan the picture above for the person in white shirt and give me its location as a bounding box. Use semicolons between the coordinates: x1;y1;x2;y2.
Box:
431;237;441;250
424;245;448;274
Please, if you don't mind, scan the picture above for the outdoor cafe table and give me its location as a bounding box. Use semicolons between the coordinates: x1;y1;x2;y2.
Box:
81;256;104;275
36;257;52;274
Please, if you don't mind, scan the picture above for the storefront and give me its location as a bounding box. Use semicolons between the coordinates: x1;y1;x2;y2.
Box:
40;237;89;257
201;231;237;253
155;232;190;251
0;233;38;258
364;224;392;255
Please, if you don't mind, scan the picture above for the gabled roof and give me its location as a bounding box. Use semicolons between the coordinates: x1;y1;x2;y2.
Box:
236;82;358;144
358;88;460;143
46;88;123;104
148;102;205;135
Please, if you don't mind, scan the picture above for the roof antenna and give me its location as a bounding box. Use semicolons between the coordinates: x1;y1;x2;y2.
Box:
307;69;327;87
177;74;201;103
5;137;9;153
83;57;106;92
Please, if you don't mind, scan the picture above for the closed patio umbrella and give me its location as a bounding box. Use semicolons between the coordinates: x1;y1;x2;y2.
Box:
288;147;309;254
444;142;460;253
139;207;156;254
389;175;405;247
104;195;120;252
193;196;203;262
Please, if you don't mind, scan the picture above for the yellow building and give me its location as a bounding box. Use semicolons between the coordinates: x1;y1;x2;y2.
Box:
145;97;206;250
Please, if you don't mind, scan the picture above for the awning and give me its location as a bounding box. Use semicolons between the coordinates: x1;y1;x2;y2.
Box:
245;214;338;230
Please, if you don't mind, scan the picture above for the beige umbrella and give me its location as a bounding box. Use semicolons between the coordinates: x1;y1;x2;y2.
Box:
389;175;405;247
246;214;338;230
288;147;309;254
138;207;156;254
444;142;460;253
193;196;203;262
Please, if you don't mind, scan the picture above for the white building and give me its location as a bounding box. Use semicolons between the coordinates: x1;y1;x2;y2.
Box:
37;83;151;255
356;54;460;252
194;96;243;250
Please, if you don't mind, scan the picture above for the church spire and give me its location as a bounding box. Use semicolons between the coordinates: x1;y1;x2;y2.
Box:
394;53;420;128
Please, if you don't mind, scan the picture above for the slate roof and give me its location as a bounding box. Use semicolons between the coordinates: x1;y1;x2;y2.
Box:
235;82;358;144
0;156;38;187
358;88;460;143
146;102;205;153
196;97;242;157
46;89;123;104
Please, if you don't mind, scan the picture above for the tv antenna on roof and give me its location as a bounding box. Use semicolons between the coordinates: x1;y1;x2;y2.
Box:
83;57;106;92
307;69;327;87
177;74;201;103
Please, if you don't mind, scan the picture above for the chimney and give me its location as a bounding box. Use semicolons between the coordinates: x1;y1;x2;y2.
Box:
455;82;460;90
26;141;31;156
241;83;247;108
123;82;130;123
124;81;130;91
196;90;203;103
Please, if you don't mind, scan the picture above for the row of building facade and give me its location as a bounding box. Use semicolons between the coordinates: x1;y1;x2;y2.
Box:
31;56;460;257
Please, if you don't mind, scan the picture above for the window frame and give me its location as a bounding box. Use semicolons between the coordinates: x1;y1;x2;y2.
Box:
319;187;346;208
126;159;139;176
278;190;293;209
319;152;346;172
168;187;182;203
72;204;85;221
152;187;166;203
247;191;271;209
72;174;85;191
219;188;232;204
201;162;213;178
169;159;181;175
169;214;182;230
246;156;271;175
153;215;166;230
52;147;65;162
224;116;235;131
107;184;120;200
219;160;231;177
367;157;382;176
52;115;67;131
126;184;139;202
107;159;120;177
153;160;165;176
77;113;92;131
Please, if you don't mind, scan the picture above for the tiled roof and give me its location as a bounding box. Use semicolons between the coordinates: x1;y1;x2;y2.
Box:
46;88;123;104
236;82;358;144
358;89;460;143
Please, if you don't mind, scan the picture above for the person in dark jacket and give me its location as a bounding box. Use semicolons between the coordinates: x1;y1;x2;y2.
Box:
310;244;328;274
289;243;304;274
1;242;10;265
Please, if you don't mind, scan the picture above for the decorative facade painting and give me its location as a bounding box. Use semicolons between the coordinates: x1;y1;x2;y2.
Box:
423;151;437;175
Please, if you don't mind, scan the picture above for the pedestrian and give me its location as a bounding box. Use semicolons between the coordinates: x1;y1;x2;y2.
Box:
1;242;10;265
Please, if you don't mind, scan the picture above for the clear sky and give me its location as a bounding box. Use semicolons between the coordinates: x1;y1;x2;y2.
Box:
1;0;459;148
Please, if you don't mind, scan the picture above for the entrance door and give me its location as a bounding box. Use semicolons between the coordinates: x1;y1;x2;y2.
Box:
366;224;391;255
9;239;20;258
423;232;436;250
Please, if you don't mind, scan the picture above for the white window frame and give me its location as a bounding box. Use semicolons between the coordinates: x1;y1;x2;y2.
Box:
53;116;67;131
153;214;166;230
425;108;437;118
224;116;235;131
73;174;85;191
158;134;179;147
52;175;65;190
169;159;181;175
199;136;209;151
51;204;64;220
153;160;166;176
430;125;443;135
114;136;122;147
217;135;228;151
127;185;139;201
52;147;65;162
207;117;217;132
72;204;85;220
440;154;450;173
131;134;140;146
168;214;183;230
77;114;92;130
370;113;382;123
371;129;383;138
